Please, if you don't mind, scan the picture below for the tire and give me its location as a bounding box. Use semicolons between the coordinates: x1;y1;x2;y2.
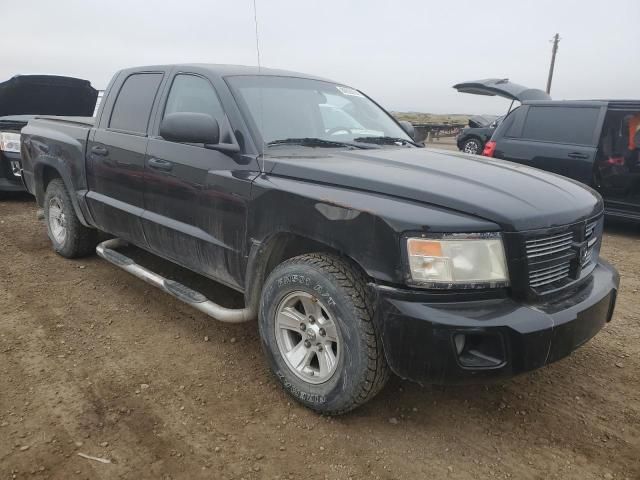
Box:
259;253;389;415
44;178;97;258
461;137;483;155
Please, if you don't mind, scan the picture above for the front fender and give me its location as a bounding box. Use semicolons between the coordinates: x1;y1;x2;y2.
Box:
248;175;500;285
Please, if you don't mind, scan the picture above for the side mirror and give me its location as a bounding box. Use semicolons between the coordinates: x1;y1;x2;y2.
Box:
399;120;415;141
160;112;220;145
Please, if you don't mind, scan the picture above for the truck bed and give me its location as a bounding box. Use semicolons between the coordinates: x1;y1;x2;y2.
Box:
20;116;94;200
34;115;95;126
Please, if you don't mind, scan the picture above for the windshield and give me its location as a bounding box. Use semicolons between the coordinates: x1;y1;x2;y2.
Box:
226;75;412;146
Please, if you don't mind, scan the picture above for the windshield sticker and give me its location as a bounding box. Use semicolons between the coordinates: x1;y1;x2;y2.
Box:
336;86;364;98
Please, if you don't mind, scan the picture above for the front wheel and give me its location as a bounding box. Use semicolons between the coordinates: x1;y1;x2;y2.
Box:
461;137;483;155
259;253;389;415
44;178;97;258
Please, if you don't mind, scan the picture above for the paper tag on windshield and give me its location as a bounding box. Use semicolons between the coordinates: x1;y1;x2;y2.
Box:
336;86;364;98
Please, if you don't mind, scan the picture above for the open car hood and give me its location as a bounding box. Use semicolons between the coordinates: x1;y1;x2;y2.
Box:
467;115;498;128
453;78;551;102
0;75;98;117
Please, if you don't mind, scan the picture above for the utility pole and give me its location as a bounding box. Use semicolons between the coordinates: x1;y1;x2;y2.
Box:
546;33;560;94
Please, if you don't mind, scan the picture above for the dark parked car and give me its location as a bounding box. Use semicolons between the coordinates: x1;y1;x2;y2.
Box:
456;115;502;154
20;64;618;414
453;78;551;155
0;75;98;192
483;100;640;222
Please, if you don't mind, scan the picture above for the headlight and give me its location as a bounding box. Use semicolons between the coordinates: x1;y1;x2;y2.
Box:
0;132;21;153
407;234;509;288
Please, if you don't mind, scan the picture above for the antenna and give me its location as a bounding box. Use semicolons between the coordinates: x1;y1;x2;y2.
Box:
252;0;262;71
252;0;265;170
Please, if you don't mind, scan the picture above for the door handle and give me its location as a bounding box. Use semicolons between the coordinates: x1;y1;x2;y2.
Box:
91;145;109;156
568;152;589;159
148;158;173;172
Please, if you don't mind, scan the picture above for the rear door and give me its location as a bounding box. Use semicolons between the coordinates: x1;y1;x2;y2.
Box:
86;71;166;244
142;71;257;290
494;105;603;185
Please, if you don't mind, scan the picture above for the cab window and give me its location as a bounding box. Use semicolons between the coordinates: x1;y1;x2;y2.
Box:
109;73;163;134
164;74;225;125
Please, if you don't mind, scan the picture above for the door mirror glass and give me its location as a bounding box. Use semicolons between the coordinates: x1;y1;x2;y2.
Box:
160;112;220;144
399;120;415;140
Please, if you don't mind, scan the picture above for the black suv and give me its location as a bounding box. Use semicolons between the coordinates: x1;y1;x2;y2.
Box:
484;100;640;222
453;78;550;155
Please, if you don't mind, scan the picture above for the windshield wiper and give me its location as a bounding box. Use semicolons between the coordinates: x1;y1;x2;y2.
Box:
266;137;370;149
353;136;418;147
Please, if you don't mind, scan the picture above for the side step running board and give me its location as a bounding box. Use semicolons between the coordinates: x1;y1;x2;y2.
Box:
96;238;254;323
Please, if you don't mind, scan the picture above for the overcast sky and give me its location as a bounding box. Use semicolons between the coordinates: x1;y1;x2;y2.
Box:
5;0;639;115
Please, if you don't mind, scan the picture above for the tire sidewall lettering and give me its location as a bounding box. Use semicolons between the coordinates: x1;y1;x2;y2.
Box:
259;263;360;410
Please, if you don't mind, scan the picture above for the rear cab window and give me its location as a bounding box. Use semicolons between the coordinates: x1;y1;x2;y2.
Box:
109;73;164;134
521;106;600;145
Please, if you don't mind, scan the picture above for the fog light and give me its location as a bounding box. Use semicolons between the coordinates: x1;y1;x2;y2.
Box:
10;160;21;177
454;334;466;354
456;333;506;369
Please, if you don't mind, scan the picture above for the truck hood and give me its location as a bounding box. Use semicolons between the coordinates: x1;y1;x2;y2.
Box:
0;75;98;117
265;147;602;231
453;78;551;102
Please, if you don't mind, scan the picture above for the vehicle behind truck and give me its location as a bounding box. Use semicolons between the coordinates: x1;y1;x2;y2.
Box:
483;100;640;222
20;64;619;414
0;75;98;193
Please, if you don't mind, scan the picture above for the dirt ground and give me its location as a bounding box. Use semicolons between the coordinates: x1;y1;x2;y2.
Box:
1;193;639;480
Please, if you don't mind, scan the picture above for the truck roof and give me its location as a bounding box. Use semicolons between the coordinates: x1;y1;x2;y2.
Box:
118;63;336;83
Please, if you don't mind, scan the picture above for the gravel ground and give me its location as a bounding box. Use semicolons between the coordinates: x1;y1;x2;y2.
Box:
1;193;638;480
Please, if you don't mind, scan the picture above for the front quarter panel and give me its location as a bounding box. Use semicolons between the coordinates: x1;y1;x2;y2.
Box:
249;174;500;284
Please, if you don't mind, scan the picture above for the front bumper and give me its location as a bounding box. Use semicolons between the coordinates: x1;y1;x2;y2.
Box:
0;151;25;192
374;259;619;384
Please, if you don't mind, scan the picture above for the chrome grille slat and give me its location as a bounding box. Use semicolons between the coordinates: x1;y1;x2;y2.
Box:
527;238;573;253
530;271;571;287
529;267;570;283
529;263;572;278
527;244;573;259
525;232;573;247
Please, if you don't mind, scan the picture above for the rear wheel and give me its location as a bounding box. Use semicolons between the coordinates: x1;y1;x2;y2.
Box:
259;253;389;415
462;137;483;155
44;178;97;258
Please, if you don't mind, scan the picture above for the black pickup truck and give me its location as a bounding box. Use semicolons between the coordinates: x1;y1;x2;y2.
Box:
20;64;619;414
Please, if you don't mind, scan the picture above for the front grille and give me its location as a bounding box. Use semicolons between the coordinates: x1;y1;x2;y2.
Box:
526;231;574;259
522;215;603;295
529;262;572;288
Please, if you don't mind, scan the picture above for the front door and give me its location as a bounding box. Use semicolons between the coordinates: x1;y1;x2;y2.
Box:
142;73;255;290
86;72;164;245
